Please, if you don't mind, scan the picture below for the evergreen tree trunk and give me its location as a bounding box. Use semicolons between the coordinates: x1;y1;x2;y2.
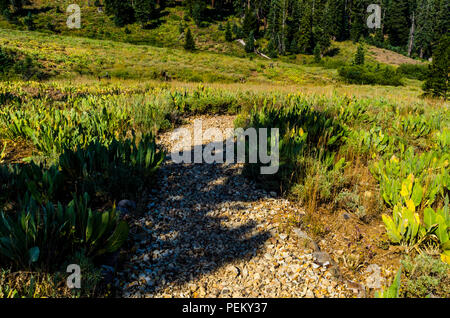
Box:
408;12;415;57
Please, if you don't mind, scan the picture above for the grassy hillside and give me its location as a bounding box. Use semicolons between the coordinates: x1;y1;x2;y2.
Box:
0;2;245;53
0;27;345;85
0;27;427;96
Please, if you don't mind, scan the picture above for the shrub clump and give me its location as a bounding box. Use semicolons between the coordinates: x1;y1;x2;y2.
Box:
338;64;403;86
397;63;428;80
0;46;47;80
401;254;450;298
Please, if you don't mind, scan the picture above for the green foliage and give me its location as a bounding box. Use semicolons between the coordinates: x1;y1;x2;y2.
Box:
189;0;206;27
184;28;196;51
242;8;259;38
338;65;403;86
379;172;449;262
23;12;35;31
423;35;449;100
245;31;255;53
105;0;136;27
397;64;429;80
371;149;449;208
134;0;157;26
385;0;410;47
0;46;15;73
401;253;450;298
354;45;365;65
58;134;164;200
375;267;402;298
0;193;128;270
0;47;46;80
225;21;233;42
0;105;132;158
240;95;347;191
314;44;321;63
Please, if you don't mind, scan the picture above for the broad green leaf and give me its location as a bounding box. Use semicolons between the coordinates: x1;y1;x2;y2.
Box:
411;183;423;207
424;207;436;230
382;214;402;243
436;215;449;244
385;267;402;298
28;247;40;264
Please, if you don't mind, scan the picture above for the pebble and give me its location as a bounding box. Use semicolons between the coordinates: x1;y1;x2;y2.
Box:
118;116;352;298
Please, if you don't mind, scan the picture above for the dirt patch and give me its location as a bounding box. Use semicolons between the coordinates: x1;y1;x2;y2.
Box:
369;47;424;66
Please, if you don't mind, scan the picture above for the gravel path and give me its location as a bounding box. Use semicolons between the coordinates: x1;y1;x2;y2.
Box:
118;116;353;298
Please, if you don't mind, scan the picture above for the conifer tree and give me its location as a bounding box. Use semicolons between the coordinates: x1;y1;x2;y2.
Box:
105;0;135;27
134;0;157;26
423;35;449;99
354;44;365;65
267;0;282;52
242;8;259;37
225;21;233;42
350;0;367;43
192;0;206;26
24;12;35;31
329;0;350;41
314;43;322;63
267;38;278;58
385;0;410;46
297;2;314;54
10;0;22;12
0;0;8;14
286;0;301;53
184;28;196;51
415;0;436;59
245;31;255;53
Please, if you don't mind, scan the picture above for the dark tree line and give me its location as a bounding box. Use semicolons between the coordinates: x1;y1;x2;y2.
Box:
175;0;448;59
1;0;447;61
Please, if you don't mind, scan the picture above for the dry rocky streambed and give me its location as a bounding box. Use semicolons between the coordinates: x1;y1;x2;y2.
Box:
117;116;380;298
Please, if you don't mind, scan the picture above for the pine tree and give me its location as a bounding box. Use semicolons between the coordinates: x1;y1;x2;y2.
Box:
179;22;185;34
350;0;367;43
415;0;436;59
232;22;243;39
225;21;233;42
314;43;321;63
374;28;385;46
354;44;365;65
191;0;206;26
245;31;255;53
267;38;278;58
0;0;8;14
329;0;350;41
286;0;301;53
423;35;449;99
24;12;35;31
242;8;259;37
105;0;135;27
2;8;11;21
134;0;157;25
385;0;410;47
435;0;450;37
297;2;314;54
267;0;282;51
289;33;300;54
184;28;196;51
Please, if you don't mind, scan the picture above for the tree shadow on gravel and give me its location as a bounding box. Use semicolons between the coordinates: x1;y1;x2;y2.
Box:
123;141;272;295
